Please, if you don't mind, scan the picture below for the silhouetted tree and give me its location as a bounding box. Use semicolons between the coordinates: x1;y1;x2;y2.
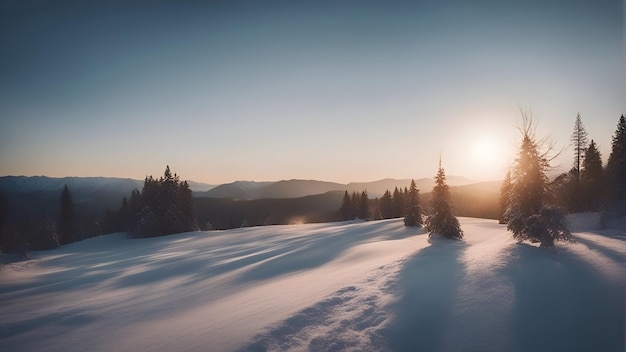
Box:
127;166;199;237
179;181;199;231
425;160;463;239
133;206;160;237
504;112;571;247
102;208;116;234
351;192;359;218
380;190;393;219
571;113;588;183
605;115;626;207
357;191;370;220
57;185;76;245
404;179;422;227
337;191;354;221
392;187;405;218
580;140;603;210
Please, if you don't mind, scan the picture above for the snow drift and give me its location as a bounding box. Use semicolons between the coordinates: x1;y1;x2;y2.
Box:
1;217;624;351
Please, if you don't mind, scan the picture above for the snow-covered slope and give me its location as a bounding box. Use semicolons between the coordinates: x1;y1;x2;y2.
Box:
1;217;624;352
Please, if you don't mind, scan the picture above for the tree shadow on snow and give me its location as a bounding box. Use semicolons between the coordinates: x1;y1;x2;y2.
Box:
236;221;422;284
382;237;467;352
499;243;623;352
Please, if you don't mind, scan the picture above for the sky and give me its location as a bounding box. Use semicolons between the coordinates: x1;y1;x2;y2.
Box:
1;0;624;185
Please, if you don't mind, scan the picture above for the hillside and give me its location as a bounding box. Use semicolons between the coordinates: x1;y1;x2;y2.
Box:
196;176;475;199
1;216;623;351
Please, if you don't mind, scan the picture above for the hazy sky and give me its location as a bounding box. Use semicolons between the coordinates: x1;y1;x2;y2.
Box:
1;0;624;184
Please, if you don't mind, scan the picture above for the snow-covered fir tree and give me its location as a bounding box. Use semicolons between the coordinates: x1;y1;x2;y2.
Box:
504;112;571;247
425;160;463;239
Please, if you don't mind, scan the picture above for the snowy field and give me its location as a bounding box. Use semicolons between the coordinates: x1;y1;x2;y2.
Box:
1;216;624;351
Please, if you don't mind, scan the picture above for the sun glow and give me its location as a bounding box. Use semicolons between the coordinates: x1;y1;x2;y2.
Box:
471;137;498;164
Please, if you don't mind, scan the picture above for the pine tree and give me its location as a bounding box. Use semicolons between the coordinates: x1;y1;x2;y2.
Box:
127;166;200;236
571;113;588;183
337;191;353;221
504;113;571;247
380;190;393;219
179;181;199;231
133;205;161;237
392;187;405;218
357;191;370;220
580;140;603;210
404;179;422;227
57;185;76;245
605;114;626;206
351;192;359;219
102;208;116;234
425;161;463;239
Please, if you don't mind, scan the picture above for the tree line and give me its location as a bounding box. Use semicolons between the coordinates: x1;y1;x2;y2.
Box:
105;165;199;237
500;112;625;247
0;166;200;252
336;165;463;240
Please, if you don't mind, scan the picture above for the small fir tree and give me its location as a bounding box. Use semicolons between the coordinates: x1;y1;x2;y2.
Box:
58;185;76;245
425;160;463;239
357;191;370;220
404;179;422;227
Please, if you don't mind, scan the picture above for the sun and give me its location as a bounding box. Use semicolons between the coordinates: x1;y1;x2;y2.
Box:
471;137;498;164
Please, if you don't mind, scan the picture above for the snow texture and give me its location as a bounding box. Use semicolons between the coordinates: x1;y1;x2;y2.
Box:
1;216;624;351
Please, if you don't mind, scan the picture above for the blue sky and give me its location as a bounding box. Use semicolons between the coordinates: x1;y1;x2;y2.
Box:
1;0;624;184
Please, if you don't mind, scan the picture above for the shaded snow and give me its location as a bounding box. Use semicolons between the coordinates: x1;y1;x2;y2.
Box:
1;217;624;351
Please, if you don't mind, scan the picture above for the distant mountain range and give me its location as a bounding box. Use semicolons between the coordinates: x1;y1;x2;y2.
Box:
0;175;493;225
196;176;474;199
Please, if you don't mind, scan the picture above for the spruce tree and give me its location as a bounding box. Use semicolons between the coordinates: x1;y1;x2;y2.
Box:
58;185;76;245
380;190;393;219
404;179;422;227
351;192;359;219
337;191;353;221
425;161;463;239
357;191;370;220
179;181;199;231
392;187;405;218
571;113;588;183
504;113;571;247
605;114;626;205
580;140;603;210
127;166;199;237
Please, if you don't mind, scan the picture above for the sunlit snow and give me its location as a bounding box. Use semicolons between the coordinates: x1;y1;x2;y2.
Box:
1;216;624;351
